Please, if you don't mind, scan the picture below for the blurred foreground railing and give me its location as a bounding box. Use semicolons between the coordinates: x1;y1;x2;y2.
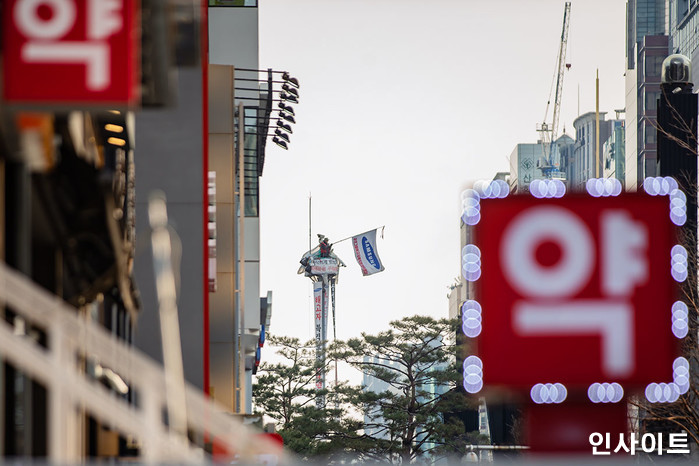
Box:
0;261;283;463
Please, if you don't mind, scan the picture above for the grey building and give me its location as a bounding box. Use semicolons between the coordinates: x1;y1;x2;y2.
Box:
134;6;207;391
508;143;544;194
638;36;667;179
554;133;576;184
508;135;572;194
669;0;699;79
627;0;668;70
134;1;283;416
571;112;617;191
625;0;668;190
603;120;627;185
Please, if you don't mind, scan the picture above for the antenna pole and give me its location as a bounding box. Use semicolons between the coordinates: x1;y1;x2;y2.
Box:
308;193;312;252
596;69;600;178
332;226;385;245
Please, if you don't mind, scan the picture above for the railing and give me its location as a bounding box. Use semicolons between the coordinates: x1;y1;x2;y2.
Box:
0;261;283;463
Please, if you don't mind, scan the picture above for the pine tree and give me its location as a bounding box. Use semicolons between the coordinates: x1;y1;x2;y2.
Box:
254;316;482;463
332;315;479;463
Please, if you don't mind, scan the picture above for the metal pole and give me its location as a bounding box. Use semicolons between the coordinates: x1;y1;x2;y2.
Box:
308;194;312;253
595;69;600;178
332;278;338;408
321;276;328;408
237;100;247;413
330;225;385;246
231;66;240;413
308;195;313;341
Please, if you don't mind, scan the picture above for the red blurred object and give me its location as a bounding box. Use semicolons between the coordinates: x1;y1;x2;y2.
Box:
262;432;284;446
2;0;139;105
210;432;283;462
525;401;627;453
476;194;678;388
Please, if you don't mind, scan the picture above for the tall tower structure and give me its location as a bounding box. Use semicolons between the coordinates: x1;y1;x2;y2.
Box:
299;238;343;407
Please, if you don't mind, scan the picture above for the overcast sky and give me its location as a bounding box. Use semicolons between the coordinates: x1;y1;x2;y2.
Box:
257;0;626;350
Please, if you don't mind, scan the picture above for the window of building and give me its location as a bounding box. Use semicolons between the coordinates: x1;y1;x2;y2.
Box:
644;122;657;145
243;107;259;216
645;90;659;111
645;55;664;77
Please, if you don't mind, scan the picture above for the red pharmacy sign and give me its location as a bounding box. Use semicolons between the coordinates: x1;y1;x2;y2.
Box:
2;0;139;105
473;194;678;388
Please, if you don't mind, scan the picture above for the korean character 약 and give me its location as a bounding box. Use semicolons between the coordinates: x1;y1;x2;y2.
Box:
589;432;611;455
614;432;638;455
667;433;690;454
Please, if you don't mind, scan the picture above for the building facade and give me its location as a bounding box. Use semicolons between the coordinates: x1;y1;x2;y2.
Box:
135;0;281;416
570;112;617;191
625;0;668;190
134;1;208;394
638;35;667;180
603;120;627;184
669;0;699;78
554;133;576;184
508;143;544;194
0;0;287;460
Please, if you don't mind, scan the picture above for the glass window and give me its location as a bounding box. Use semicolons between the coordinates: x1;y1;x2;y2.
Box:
645;90;659;111
645;122;657;144
243;107;259;216
645;55;663;77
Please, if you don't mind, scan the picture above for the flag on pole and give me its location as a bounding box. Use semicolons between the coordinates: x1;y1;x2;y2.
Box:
351;228;385;276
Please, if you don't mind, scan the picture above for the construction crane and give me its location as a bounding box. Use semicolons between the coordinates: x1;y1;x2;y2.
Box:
537;2;571;179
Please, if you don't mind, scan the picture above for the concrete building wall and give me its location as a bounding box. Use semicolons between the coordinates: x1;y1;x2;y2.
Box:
508;144;544;194
208;5;264;415
637;35;668;179
603;121;626;183
670;0;699;75
554;134;575;183
626;69;639;190
208;64;236;408
625;0;668;190
571;112;613;191
669;1;699;102
209;8;259;67
134;68;205;390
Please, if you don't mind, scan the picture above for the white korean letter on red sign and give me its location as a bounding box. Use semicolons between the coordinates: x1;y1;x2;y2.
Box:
2;0;138;104
476;194;677;388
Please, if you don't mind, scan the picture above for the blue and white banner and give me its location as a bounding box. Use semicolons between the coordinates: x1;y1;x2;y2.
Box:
352;229;385;276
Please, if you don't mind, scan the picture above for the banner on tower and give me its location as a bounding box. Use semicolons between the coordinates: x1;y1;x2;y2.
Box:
313;281;322;353
352;229;385;276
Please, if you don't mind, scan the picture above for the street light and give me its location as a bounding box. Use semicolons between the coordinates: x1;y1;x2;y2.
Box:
274;130;290;143
279;112;296;124
278;102;295;116
282;72;300;89
272;137;288;150
234;68;300;150
280;92;299;104
281;84;299;98
277;121;293;134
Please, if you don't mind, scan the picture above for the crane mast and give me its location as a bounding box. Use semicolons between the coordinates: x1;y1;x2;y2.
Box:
538;2;571;178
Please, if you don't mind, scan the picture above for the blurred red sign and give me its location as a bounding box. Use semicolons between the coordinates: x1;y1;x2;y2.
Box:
476;194;678;388
2;0;138;105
